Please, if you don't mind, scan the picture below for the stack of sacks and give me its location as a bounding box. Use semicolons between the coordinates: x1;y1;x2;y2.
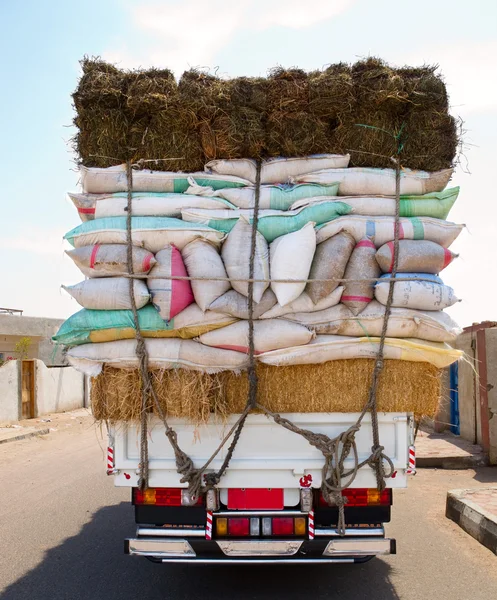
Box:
56;154;463;377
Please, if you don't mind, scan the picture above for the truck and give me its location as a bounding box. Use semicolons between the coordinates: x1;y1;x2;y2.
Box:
107;411;416;564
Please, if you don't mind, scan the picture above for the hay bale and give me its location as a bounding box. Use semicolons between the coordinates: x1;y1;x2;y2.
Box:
199;108;266;160
266;111;331;157
73;57;459;171
266;67;310;113
309;64;354;119
329;109;404;168
91;359;441;423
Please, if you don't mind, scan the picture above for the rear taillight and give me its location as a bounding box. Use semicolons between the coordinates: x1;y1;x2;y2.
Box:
215;516;307;538
228;518;250;536
133;488;204;507
319;488;392;507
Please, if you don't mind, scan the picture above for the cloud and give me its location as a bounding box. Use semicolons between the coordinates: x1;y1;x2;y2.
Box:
105;0;356;74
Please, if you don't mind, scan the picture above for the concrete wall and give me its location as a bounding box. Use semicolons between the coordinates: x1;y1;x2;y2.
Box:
456;331;478;443
0;359;85;422
457;326;497;464
0;361;20;422
0;315;65;366
35;362;85;416
484;329;497;464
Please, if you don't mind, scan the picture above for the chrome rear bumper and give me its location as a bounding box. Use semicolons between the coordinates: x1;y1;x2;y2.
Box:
125;527;395;563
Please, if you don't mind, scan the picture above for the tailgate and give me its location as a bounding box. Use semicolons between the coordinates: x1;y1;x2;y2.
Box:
111;412;412;489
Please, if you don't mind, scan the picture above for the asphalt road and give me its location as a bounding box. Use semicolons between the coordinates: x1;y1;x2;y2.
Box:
1;418;497;600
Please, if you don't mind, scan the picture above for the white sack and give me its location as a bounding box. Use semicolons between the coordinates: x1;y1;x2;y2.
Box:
205;154;350;184
198;319;314;354
66;338;250;377
281;300;461;343
221;217;270;303
316;216;463;248
62;278;149;310
296;167;453;195
270;222;316;306
375;279;459;310
208;289;278;320
258;335;462;369
259;287;343;319
182;239;231;311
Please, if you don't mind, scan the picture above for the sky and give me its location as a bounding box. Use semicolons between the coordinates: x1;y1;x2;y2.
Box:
1;0;496;328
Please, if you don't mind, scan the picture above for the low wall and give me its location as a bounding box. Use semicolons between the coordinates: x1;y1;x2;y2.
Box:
36;362;85;415
0;361;20;422
0;359;85;422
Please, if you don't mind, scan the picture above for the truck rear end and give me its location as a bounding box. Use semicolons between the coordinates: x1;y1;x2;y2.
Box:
108;412;415;563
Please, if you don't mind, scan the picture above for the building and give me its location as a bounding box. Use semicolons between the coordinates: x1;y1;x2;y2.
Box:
0;311;65;366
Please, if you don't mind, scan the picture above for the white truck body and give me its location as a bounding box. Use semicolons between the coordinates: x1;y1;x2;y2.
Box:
111;411;414;563
110;412;414;491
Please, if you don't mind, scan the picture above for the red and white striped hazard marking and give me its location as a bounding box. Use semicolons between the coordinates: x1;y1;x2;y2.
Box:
308;510;315;540
406;445;416;475
106;446;114;474
206;511;213;540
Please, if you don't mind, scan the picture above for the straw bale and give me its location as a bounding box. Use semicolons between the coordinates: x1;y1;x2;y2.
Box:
199;108;266;160
73;57;459;172
265;111;331;157
91;360;441;424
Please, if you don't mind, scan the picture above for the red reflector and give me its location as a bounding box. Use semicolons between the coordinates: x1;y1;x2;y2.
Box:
272;517;294;536
228;518;250;536
133;488;203;507
228;488;284;510
155;488;182;506
319;488;392;507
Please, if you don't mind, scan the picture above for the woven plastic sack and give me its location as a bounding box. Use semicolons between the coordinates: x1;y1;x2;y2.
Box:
270;223;316;306
258;335;462;369
375;273;459;310
181;201;351;243
81;165;250;194
290;187;459;220
53;304;236;346
296;167;453;195
65;244;155;278
306;232;355;303
341;239;381;315
64;217;225;253
69;191;236;222
182;239;231;311
204;183;340;210
147;246;194;321
205;154;350;184
221;217;269;303
66;338;250;377
282;300;461;343
259;286;343;319
208;289;277;320
198;319;314;354
316;215;463;248
62;278;149;310
375;240;457;274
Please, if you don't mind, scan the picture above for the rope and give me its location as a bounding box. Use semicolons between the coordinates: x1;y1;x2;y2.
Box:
121;142;401;530
247;160;262;409
125;162;149;491
122;273;440;285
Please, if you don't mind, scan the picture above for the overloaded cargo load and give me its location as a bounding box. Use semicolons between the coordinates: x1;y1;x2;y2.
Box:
58;56;468;563
58;57;464;426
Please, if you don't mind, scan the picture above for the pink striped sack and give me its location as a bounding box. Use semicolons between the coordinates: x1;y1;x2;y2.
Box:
147;245;194;322
341;238;381;315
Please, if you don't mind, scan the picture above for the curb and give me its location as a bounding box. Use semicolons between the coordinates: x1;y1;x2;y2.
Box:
0;428;50;445
417;454;489;469
446;489;497;555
